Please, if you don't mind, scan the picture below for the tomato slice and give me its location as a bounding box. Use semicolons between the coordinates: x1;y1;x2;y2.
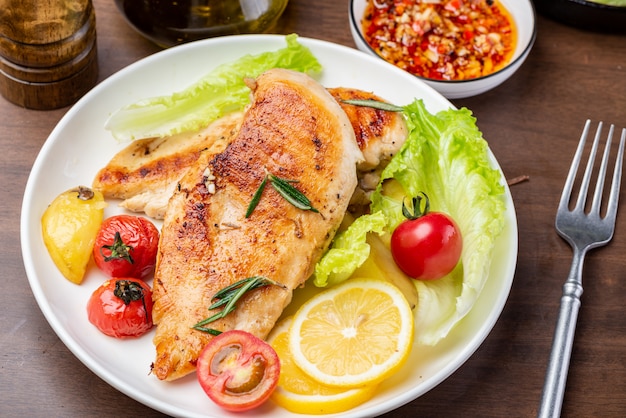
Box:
196;330;280;412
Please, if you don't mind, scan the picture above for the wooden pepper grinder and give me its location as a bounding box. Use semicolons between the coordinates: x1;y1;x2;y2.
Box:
0;0;98;109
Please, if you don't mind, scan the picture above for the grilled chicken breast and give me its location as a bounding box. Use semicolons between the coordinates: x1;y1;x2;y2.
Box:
92;112;242;219
329;88;407;172
151;68;363;381
329;88;408;209
93;89;406;219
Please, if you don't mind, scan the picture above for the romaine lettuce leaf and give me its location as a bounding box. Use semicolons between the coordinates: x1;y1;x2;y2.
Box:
313;211;387;287
313;99;507;346
587;0;626;6
105;34;322;141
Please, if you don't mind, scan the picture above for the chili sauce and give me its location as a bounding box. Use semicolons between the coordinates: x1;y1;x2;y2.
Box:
362;0;517;81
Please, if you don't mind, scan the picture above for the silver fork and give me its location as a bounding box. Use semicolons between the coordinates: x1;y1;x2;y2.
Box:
538;120;626;418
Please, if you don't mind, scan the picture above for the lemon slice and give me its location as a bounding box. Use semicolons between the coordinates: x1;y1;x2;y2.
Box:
268;317;377;414
288;278;414;387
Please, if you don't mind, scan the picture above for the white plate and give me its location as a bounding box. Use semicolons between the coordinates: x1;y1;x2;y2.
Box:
21;35;518;417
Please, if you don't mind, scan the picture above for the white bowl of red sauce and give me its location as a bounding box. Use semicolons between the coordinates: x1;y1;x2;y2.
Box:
350;0;537;99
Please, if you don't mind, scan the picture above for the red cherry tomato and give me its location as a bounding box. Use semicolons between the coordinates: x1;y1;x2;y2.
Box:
390;193;462;280
196;330;280;412
87;278;154;338
93;215;159;279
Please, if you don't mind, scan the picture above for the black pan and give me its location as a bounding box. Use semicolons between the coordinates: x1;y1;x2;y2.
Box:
533;0;626;32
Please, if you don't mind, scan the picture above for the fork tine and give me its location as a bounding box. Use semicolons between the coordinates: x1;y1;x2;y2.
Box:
605;127;626;220
590;124;614;215
576;121;602;212
559;120;592;211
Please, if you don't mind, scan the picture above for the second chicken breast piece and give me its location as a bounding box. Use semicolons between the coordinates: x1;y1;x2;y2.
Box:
151;68;363;381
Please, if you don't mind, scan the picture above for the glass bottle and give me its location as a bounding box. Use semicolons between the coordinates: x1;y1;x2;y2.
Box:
114;0;289;48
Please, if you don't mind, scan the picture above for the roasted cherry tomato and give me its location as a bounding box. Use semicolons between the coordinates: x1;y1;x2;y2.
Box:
87;278;154;338
196;330;280;412
93;215;159;279
390;193;462;280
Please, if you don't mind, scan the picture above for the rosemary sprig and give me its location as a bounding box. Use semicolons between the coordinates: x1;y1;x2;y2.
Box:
341;99;404;112
246;171;319;218
245;175;268;218
270;175;319;213
192;276;287;335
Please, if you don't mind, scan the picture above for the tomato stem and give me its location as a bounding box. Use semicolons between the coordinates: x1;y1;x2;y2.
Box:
100;231;134;264
76;185;95;201
402;192;431;220
113;280;149;324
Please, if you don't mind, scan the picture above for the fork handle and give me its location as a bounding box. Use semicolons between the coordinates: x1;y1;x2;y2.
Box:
537;251;585;418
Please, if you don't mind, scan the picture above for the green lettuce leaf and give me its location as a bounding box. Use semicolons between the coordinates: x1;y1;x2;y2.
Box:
313;211;387;287
313;99;507;346
587;0;626;6
105;34;322;141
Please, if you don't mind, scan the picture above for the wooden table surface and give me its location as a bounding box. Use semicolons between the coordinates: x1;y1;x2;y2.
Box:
2;1;626;417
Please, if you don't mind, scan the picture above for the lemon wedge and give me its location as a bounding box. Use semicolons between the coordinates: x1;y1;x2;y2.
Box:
288;278;414;387
268;317;378;414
